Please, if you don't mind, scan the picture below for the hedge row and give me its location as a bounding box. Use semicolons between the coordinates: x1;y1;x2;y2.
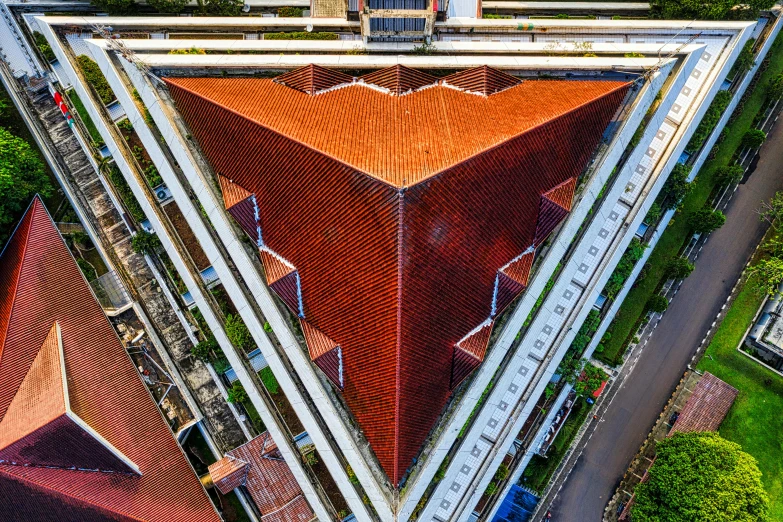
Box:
263;31;338;40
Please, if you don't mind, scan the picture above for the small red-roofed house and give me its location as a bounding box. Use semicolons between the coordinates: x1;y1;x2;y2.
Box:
209;433;315;522
0;197;220;522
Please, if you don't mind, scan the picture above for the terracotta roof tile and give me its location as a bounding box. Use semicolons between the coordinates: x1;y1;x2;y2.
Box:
360;65;438;96
166;69;629;187
219;174;253;208
441;65;521;95
300;319;338;360
171;68;630;484
671;372;738;434
0;197;219;521
210;434;315;522
209;455;249;494
274;64;354;95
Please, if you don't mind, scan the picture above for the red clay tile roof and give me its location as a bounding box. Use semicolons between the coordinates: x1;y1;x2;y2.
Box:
209;434;314;522
274;64;354;95
165;70;629;187
0;197;219;521
441;65;521;95
167;66;630;484
671;372;738;434
361;65;438;95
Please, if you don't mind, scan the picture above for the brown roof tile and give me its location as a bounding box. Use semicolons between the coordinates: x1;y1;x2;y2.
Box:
671;372;738;434
0;198;219;521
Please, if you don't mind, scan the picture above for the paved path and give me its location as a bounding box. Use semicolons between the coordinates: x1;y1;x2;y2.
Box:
548;115;783;521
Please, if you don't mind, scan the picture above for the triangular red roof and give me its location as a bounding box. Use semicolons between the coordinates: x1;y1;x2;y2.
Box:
0;197;219;521
168;68;630;485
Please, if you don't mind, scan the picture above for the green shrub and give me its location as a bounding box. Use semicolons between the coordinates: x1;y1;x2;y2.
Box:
645;294;669;314
303;451;318;466
483;13;511;19
212;357;231;374
494;464;510;481
148;0;189;13
742;128;767;149
131;229;160;255
277;6;304;16
644;202;663;225
656;163;693;211
33;32;55;62
106;164;146;222
259;366;279;394
227;381;248;404
75;55;115;105
484;482;498;496
624;52;645;58
688;208;726;234
116;118;133;132
76;258;97;282
169;47;206;55
264;32;339;40
602;238;647;298
715;164;745;187
191;336;217;360
685;90;732;153
728;38;756;80
225;313;254;351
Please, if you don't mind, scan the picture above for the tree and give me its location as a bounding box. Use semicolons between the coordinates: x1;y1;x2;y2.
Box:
191;336;217;360
757;191;783;230
573;363;605;397
748;257;783;295
646;294;669;313
147;0;189;12
644;202;662;225
631;432;769;522
768;73;783;100
131;229;161;255
90;0;135;15
742;129;767;149
0;127;53;247
688;208;726;234
715;164;745;187
657;163;692;210
665;257;695;279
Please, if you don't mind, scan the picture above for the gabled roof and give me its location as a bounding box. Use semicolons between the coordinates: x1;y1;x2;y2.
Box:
671;372;738;434
0;197;219;521
0;323;138;475
442;65;521;95
209;434;314;522
361;65;438;95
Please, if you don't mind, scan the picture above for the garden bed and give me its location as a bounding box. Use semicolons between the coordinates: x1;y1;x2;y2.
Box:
259;366;305;434
163;201;211;271
117;120;162;187
310;452;350;516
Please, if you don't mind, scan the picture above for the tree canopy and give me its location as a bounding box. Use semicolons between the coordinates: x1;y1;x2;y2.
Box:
632;432;769;522
657;163;693;210
0;126;53;247
689;208;726;234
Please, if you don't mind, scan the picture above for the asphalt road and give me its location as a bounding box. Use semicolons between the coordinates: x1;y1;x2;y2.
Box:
548;116;783;521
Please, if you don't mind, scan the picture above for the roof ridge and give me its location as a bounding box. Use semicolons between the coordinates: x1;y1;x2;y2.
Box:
0;196;40;364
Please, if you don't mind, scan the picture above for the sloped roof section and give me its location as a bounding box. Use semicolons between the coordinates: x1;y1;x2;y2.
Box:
166;68;629;187
671;372;738;434
274;63;354;95
0;323;138;475
209;434;314;522
0;197;219;521
172;67;630;485
361;65;438;95
442;65;521;95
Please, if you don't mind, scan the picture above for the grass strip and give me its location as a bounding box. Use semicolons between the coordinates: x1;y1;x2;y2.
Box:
68;89;104;147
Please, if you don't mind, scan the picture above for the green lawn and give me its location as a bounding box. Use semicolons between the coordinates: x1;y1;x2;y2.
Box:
67;89;104;147
596;31;783;366
696;269;783;519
